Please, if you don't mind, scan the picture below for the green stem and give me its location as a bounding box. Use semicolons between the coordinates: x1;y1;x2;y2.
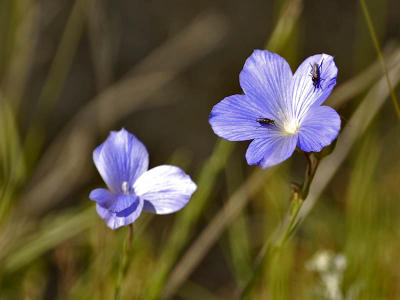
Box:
239;152;319;299
279;195;303;249
114;224;134;300
301;152;320;197
359;0;400;118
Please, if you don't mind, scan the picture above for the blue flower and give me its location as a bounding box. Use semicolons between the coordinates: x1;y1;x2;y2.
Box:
209;50;341;169
89;129;197;229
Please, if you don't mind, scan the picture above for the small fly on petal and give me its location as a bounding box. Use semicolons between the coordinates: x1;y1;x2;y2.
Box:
256;117;275;126
310;60;325;91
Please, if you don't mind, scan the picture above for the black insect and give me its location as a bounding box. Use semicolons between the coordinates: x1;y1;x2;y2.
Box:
256;117;275;126
310;60;324;90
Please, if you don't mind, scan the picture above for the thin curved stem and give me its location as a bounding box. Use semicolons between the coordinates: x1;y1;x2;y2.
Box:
239;153;319;299
114;224;134;300
301;152;320;197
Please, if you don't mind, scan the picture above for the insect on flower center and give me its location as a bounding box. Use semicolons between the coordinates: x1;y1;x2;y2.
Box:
283;119;299;135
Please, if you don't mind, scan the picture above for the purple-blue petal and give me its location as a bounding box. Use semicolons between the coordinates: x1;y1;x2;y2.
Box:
89;188;110;205
96;197;144;230
209;94;274;141
245;131;298;169
89;188;139;213
239;50;293;121
290;54;337;120
297;106;341;152
116;199;141;217
93;128;149;193
134;165;197;214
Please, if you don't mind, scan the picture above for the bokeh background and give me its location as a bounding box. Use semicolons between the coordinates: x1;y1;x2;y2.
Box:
1;0;400;299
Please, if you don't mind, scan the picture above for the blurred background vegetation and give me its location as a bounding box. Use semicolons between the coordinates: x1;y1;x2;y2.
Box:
0;0;400;299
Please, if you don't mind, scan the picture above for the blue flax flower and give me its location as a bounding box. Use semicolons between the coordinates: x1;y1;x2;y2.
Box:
209;50;341;169
90;129;197;229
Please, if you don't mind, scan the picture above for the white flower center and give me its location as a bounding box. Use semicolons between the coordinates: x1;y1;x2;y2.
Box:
283;119;299;135
122;181;130;194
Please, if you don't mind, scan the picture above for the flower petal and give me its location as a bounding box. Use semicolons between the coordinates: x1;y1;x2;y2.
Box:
297;105;341;152
93;128;149;193
245;130;298;169
209;94;274;141
291;54;337;120
134;165;197;214
96;197;144;230
239;50;293;121
89;188;139;213
89;188;111;206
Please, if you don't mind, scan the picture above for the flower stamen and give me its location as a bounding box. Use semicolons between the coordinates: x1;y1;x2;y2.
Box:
284;119;299;135
122;181;130;194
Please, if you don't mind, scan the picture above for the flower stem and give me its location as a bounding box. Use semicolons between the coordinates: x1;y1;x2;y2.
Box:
114;224;134;300
239;152;319;299
301;152;320;197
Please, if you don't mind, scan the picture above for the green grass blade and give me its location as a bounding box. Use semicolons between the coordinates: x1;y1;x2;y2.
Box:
143;139;234;300
359;0;400;118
